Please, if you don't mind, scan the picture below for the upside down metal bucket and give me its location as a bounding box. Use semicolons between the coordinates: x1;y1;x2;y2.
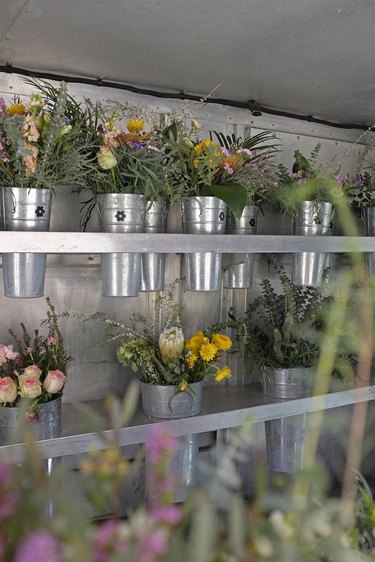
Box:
98;193;146;297
363;207;375;274
1;187;52;298
262;367;314;473
224;206;258;289
292;201;333;287
140;201;168;292
181;196;227;291
142;382;202;502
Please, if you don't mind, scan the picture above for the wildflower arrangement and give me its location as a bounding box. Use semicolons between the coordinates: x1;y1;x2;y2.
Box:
85;285;232;390
345;148;375;208
0;298;70;415
0;82;95;190
276;144;349;212
161;119;250;218
84;102;172;202
210;130;279;207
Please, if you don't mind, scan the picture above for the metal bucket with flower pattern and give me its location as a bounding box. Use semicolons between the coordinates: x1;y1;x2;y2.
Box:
181;196;226;291
1;187;52;298
224;205;259;288
98;193;146;297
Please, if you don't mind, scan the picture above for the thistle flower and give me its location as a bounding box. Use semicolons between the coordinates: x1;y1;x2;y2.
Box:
127;118;144;134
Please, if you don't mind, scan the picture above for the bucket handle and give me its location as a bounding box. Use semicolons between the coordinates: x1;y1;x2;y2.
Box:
168;385;196;412
180;196;204;219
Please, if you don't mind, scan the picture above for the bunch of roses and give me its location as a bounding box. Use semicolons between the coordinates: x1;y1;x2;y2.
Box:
0;344;66;407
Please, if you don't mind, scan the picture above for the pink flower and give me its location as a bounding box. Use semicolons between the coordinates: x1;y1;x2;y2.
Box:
151;505;182;525
0;377;18;403
21;365;42;380
0;461;20;522
0;344;19;364
43;370;66;394
24;411;39;423
94;519;128;562
137;530;168;562
47;335;58;346
223;162;234;174
14;530;61;562
18;377;42;399
146;426;177;464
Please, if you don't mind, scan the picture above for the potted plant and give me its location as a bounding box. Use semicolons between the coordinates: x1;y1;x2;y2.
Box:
346;155;375;273
211;130;279;288
161;119;249;291
275;144;348;287
226;261;355;472
0;83;94;298
0;298;71;444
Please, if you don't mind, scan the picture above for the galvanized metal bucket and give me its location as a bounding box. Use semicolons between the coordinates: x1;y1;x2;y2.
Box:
141;381;202;418
140;201;168;292
362;207;375;273
1;187;52;298
292;200;333;287
223;205;258;289
181;196;226;291
98;193;146;297
142;381;201;502
0;396;62;444
262;367;314;473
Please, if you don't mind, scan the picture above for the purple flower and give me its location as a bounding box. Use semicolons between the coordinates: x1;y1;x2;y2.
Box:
94;519;127;562
146;426;177;464
335;174;349;186
355;176;365;188
151;505;181;525
14;531;61;562
137;530;168;562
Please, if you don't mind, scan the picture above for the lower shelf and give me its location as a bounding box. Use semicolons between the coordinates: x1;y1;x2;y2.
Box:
0;383;374;462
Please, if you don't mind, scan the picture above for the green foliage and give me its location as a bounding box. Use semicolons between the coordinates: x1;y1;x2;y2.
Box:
226;259;355;375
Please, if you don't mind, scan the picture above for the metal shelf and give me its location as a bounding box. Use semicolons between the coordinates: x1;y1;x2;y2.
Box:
0;232;374;253
1;383;374;463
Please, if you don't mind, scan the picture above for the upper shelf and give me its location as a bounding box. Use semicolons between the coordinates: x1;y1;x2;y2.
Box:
0;233;374;253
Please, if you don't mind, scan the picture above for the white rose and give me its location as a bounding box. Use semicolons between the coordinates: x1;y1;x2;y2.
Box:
43;370;66;394
0;377;18;403
19;377;42;399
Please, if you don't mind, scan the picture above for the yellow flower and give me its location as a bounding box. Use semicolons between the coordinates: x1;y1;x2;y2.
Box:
186;353;198;369
215;367;231;382
199;342;218;362
178;380;188;392
185;331;205;353
127;118;144;133
212;333;232;352
7;102;25;116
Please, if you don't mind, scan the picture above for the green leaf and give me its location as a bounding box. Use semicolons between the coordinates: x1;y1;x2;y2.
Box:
201;183;248;218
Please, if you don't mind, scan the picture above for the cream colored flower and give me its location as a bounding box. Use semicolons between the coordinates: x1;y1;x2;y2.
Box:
159;326;184;360
0;377;18;403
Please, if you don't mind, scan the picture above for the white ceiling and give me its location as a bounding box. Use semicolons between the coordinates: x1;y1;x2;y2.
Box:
0;0;375;127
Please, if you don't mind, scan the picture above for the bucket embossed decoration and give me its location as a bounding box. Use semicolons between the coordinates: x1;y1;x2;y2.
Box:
224;205;259;289
1;187;52;298
98;193;146;297
292;200;333;287
181;196;227;291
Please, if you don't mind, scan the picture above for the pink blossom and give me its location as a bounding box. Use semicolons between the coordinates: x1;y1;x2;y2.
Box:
146;426;177;464
18;377;42;399
151;505;182;525
43;370;66;394
137;530;168;562
25;410;39;423
47;335;58;346
0;376;18;403
0;344;19;364
14;530;61;562
94;519;128;562
223;162;234;174
21;365;42;380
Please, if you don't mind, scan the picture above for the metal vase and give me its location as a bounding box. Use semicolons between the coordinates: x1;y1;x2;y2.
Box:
224;205;258;289
262;367;314;473
98;193;146;297
181;196;227;291
292;201;333;287
362;207;375;274
1;187;52;298
142;381;201;502
140;201;168;292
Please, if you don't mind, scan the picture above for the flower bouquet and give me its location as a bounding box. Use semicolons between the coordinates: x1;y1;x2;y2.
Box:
89;285;232;417
0;298;70;425
0;82;96;297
